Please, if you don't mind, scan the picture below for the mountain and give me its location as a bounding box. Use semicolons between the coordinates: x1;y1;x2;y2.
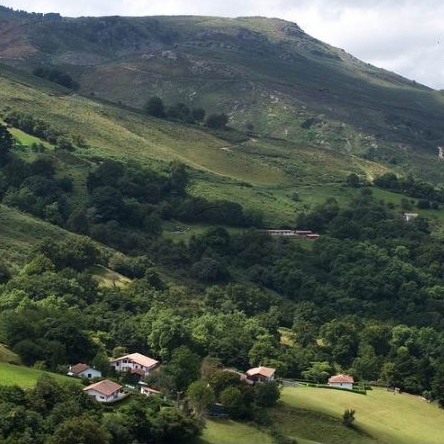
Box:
2;6;444;183
5;8;444;444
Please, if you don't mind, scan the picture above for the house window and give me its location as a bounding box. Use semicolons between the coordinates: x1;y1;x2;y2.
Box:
87;373;92;378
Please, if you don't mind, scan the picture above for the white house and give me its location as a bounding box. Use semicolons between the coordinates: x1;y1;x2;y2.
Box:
68;363;102;379
245;366;276;383
83;379;125;403
110;352;159;376
328;374;354;390
403;213;419;221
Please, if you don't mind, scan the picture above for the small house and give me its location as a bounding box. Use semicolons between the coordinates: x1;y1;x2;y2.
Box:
328;374;354;390
110;352;159;376
68;363;102;379
245;366;276;383
403;213;419;221
83;379;125;403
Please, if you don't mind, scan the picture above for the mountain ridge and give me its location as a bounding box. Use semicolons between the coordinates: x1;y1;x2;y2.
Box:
1;6;444;185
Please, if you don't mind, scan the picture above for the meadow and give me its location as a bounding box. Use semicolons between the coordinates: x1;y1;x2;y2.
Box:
278;386;444;444
201;419;274;444
0;362;79;388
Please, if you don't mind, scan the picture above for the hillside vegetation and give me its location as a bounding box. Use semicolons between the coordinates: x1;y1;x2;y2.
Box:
3;5;444;444
2;9;444;182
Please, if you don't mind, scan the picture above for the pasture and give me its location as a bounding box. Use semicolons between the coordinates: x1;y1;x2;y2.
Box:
0;362;79;388
279;385;444;444
201;419;274;444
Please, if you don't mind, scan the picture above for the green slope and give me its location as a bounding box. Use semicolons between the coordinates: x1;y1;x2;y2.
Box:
278;386;444;444
0;66;390;231
2;13;444;183
0;362;80;388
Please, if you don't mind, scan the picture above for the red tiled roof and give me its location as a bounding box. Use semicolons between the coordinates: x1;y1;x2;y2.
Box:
328;374;354;384
83;379;123;396
141;386;161;395
246;366;276;378
110;352;159;369
70;363;89;374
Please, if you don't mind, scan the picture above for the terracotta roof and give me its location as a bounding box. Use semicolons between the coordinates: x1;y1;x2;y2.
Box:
111;352;159;369
70;363;89;374
83;379;123;396
328;374;354;384
246;366;276;378
141;386;161;395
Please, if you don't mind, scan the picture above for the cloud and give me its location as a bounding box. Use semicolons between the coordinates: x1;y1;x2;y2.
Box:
2;0;444;88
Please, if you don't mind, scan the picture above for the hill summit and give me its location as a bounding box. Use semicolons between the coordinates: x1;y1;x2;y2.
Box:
1;7;444;183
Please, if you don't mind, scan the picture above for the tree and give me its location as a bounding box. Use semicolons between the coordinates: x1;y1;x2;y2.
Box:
47;416;110;444
89;186;125;223
164;346;201;392
186;380;216;416
166;102;193;122
0;124;14;166
205;113;228;129
102;414;133;444
144;96;166;118
254;381;280;407
0;259;11;283
151;406;203;443
192;257;227;282
301;361;332;384
346;173;361;188
192;107;206;122
219;386;248;419
342;409;356;428
169;161;188;195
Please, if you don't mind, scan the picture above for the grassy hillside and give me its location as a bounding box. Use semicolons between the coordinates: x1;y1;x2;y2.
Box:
201;419;274;444
0;204;69;271
0;65;393;232
278;386;444;444
0;362;79;388
2;13;444;182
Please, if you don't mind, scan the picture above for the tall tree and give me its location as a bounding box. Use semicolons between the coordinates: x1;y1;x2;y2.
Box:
144;96;166;118
0;124;14;166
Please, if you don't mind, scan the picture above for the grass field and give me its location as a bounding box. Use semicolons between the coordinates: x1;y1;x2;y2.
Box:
0;362;79;388
279;386;444;444
201;419;274;444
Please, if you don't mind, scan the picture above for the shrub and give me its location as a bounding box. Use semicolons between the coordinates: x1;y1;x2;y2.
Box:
342;408;356;427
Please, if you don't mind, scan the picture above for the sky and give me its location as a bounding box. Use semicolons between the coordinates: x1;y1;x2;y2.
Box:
2;0;444;90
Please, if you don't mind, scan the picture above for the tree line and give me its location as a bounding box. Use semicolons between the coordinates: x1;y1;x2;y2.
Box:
144;96;229;130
